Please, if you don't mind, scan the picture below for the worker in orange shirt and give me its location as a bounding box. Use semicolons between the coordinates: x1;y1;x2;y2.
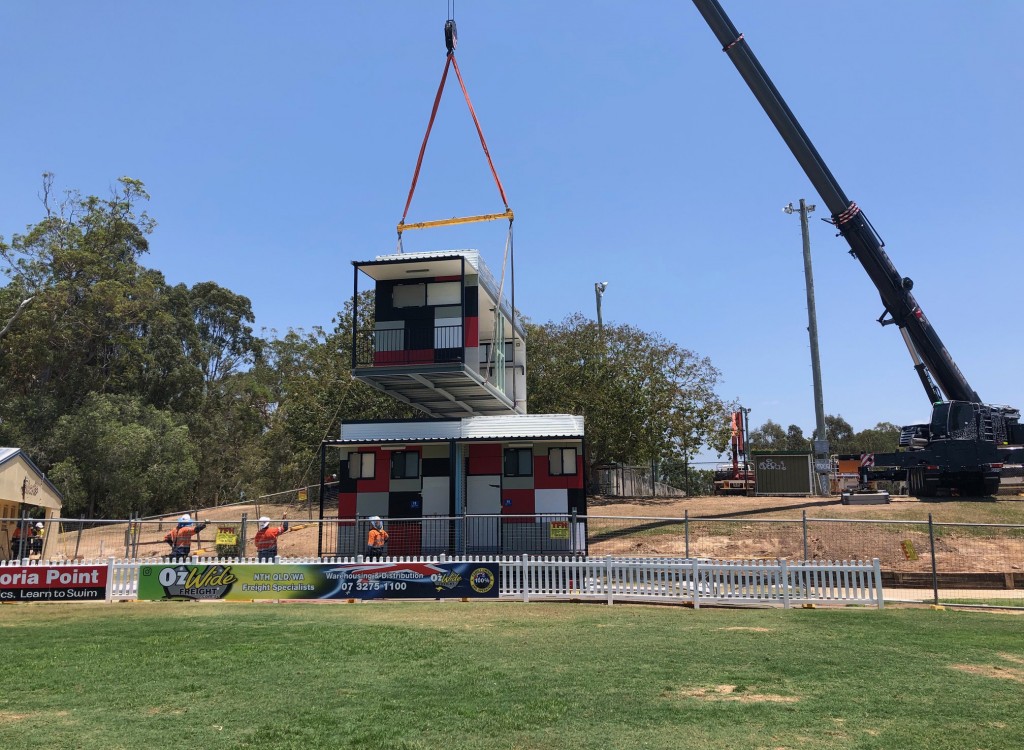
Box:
253;513;290;560
10;522;26;559
164;514;208;558
366;516;388;559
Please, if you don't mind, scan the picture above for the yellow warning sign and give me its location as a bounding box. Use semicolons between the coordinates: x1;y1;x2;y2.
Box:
297;489;308;502
549;521;569;540
216;527;238;546
900;540;918;561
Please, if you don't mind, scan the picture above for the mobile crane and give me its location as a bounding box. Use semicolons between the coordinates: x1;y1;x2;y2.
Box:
691;0;1023;496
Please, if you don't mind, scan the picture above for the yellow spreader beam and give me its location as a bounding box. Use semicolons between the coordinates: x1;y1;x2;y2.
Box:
397;209;514;233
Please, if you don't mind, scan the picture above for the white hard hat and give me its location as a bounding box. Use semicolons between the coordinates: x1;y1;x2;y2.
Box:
369;515;381;521
259;516;270;530
35;522;44;529
179;514;192;524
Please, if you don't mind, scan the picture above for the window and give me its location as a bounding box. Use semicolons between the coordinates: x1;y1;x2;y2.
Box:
393;282;461;308
390;451;420;479
427;281;461;306
504;448;533;477
393;284;426;308
348;452;375;479
549;448;578;476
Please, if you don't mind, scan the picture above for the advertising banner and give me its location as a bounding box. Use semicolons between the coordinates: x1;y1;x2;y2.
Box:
137;561;500;601
0;565;107;602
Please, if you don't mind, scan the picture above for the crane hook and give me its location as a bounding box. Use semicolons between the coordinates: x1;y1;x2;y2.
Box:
445;19;458;56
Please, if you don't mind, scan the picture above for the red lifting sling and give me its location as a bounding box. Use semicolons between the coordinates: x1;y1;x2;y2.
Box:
397;19;512;243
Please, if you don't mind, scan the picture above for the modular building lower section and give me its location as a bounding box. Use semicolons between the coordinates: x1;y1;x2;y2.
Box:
319;415;586;557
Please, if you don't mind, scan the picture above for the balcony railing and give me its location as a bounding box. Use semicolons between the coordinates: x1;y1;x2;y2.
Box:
354;324;464;368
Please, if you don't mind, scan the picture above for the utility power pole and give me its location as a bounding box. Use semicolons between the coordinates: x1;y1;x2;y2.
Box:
784;199;830;495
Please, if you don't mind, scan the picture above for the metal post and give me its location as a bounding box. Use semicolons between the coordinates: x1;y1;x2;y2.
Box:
317;443;327;558
124;513;132;558
684;509;690;559
802;510;808;561
570;508;577;555
240;513;248;560
74;516;84;560
17;512;27;560
741;407;752;483
132;515;141;559
928;513;939;605
594;282;607;336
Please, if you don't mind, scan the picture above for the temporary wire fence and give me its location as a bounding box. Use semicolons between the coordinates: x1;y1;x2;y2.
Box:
4;513;1021;607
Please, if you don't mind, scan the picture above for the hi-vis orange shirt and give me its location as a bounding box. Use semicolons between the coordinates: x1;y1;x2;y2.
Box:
165;526;199;547
254;526;285;552
367;528;389;549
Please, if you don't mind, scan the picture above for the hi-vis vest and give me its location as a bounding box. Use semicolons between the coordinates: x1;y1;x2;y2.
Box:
168;527;197;547
368;528;388;548
254;527;283;551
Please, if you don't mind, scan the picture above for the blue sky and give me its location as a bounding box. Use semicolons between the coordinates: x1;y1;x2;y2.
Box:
2;1;1022;458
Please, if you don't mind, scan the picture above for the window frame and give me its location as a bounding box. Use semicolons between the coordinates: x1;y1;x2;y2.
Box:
390;451;421;480
348;452;376;480
503;448;534;478
548;447;578;476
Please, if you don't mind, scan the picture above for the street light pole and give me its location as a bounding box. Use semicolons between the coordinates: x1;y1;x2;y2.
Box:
784;199;830;495
595;281;608;336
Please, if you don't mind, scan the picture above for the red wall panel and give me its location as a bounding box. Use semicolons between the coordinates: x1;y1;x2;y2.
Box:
465;316;478;347
500;488;535;522
357;449;390;493
337;492;357;522
468;443;502;475
533;454;562;490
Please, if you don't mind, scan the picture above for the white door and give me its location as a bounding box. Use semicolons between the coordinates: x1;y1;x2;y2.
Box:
466;475;501;552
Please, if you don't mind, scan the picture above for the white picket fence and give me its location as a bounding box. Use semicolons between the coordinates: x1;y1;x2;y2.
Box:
2;556;883;608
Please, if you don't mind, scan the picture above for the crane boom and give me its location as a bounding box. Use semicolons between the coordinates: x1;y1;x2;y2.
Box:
690;0;979;404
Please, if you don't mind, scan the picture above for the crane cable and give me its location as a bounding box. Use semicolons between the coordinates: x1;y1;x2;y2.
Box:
397;18;511;251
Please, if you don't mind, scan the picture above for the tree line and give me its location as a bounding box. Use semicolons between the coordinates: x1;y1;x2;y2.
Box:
2;176;735;518
748;415;901;455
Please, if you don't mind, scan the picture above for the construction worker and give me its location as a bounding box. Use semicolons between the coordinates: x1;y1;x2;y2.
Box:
366;516;388;559
163;514;208;558
253;513;290;560
10;523;26;559
29;522;44;555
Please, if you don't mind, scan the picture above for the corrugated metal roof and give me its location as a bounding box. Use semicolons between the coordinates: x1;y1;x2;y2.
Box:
340;421;462;443
0;447;20;465
336;414;584;444
371;249;482;269
461;415;584;439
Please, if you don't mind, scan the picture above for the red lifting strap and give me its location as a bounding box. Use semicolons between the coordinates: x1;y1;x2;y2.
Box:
400;53;510;227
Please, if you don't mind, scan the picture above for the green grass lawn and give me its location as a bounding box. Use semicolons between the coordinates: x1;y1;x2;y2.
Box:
2;602;1023;750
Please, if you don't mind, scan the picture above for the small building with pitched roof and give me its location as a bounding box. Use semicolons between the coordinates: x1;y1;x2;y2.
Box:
1;447;63;559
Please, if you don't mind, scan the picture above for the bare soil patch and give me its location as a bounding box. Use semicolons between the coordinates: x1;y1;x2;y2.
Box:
668;684;800;703
950;664;1024;684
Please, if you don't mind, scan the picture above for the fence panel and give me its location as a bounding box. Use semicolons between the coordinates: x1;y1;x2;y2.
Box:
689;519;803;561
586;517;688;558
932;523;1024;607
